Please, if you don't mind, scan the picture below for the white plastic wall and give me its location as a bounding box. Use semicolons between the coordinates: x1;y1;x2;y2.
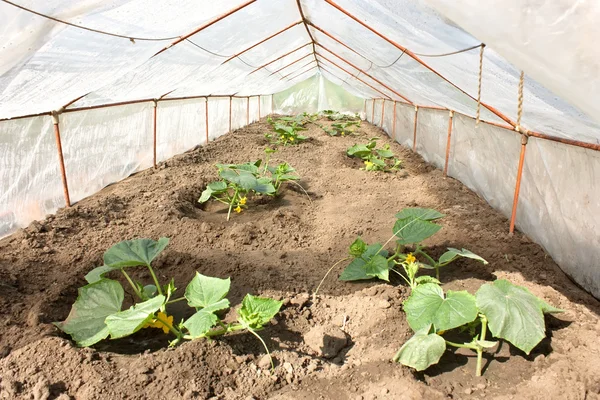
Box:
0;116;65;236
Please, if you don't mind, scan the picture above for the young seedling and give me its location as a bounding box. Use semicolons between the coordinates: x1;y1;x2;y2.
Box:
320;110;360;122
393;280;563;376
347;138;402;172
265;115;310;146
326;121;361;137
199;149;309;220
335;208;487;285
55;238;283;367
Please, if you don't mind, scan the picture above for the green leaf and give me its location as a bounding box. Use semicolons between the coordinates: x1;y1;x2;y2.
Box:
347;144;372;159
393;217;442;245
376;149;395;158
439;248;488;266
404;283;478;332
105;295;165;339
142;284;157;299
183;310;219;338
476;280;559;354
55;279;124;347
349;237;368;257
185;273;231;309
103;238;169;268
395;208;445;221
84;265;114;284
199;181;228;203
339;243;389;281
254;179;277;194
364;255;390;281
394;325;446;371
414;276;441;286
238;294;283;330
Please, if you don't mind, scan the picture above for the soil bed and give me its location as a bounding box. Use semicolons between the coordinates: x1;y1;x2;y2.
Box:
1;117;599;400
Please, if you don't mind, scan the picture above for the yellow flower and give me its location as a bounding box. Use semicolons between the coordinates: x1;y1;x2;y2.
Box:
405;253;416;264
239;196;247;205
364;160;374;169
289;136;295;141
144;312;174;334
234;205;242;213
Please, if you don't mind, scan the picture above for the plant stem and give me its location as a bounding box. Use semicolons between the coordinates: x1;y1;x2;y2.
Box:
203;323;246;338
389;268;413;287
476;315;488;377
226;188;239;221
445;340;478;350
248;328;275;372
146;265;163;296
166;296;186;305
121;270;142;300
414;248;439;279
313;257;351;301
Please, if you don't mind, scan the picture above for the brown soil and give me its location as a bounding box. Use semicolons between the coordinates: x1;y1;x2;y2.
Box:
1;117;599;400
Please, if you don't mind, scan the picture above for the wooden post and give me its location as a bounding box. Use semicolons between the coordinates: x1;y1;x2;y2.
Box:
152;100;157;168
443;111;454;176
52;111;71;207
205;97;209;143
509;135;528;234
392;101;397;140
412;106;419;151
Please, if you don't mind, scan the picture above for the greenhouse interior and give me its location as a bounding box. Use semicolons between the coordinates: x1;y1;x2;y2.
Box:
1;0;599;399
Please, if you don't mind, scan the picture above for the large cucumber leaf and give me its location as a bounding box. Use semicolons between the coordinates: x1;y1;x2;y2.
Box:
393;324;446;371
184;273;231;310
105;295;165;339
55;279;124;347
476;280;562;354
404;283;478;332
103;238;169;268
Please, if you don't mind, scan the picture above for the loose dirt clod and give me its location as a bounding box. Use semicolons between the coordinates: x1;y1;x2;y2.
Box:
304;324;348;359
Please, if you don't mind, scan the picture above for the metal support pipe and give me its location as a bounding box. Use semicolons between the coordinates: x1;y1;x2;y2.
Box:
413;106;419;151
51;111;71;207
509;135;529;234
205;98;209;144
443;110;454;176
152;100;158;168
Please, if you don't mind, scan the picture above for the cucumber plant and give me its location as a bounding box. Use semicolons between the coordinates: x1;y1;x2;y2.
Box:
337;208;487;284
347;138;401;172
199;149;307;220
324;121;361;137
393;279;562;376
55;238;283;367
265;115;310;146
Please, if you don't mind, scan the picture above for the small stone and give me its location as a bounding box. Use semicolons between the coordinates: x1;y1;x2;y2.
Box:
381;388;389;395
283;362;293;374
257;354;271;369
476;383;486;391
376;300;391;309
304;324;348;358
464;388;473;395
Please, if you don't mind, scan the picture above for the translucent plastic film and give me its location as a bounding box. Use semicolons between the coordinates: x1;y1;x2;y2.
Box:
0;116;65;237
156;98;206;162
415;108;448;170
60;103;154;204
517;138;600;298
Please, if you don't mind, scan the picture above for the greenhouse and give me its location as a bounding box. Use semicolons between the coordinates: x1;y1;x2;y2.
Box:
0;0;599;399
